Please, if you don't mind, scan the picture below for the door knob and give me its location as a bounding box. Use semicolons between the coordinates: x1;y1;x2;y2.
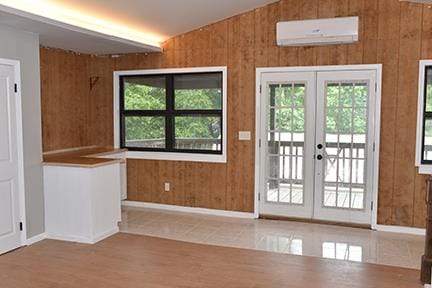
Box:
317;144;323;149
317;155;323;160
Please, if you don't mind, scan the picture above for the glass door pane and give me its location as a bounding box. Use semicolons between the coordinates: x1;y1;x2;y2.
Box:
323;82;368;210
266;83;305;205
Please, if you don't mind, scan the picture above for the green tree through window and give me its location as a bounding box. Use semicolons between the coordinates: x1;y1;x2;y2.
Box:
121;72;223;153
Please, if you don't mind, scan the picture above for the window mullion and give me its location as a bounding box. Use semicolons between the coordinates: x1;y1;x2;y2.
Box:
122;110;166;116
166;75;175;151
173;110;222;116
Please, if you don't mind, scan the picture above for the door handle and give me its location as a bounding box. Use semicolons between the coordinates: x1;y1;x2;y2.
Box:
317;155;323;160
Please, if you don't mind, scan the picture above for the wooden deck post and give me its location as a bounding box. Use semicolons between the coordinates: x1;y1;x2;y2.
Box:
421;175;432;284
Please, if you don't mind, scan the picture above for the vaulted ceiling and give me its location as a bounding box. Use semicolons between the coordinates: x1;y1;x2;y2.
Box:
0;0;278;54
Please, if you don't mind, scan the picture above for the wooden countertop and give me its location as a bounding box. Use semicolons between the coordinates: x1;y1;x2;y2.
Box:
43;146;127;168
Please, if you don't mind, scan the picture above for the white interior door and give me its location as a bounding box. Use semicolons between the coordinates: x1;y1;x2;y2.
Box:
258;67;378;225
0;62;22;254
314;70;376;224
259;72;316;218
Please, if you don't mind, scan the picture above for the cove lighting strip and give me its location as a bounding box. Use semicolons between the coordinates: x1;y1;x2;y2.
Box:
0;0;163;49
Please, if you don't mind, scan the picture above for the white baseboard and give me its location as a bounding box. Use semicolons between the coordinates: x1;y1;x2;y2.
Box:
91;227;119;243
45;233;95;244
45;227;119;244
375;224;426;236
26;233;47;245
122;201;256;219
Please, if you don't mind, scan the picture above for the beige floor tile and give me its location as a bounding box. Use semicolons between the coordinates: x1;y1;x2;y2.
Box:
120;206;424;269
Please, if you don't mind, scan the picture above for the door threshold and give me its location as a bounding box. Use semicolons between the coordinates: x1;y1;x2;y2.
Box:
259;214;371;229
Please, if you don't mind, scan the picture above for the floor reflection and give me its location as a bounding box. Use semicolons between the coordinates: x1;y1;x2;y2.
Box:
120;206;423;269
322;242;362;262
261;235;303;255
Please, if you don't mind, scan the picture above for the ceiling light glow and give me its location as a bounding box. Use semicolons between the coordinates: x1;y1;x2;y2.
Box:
0;0;163;48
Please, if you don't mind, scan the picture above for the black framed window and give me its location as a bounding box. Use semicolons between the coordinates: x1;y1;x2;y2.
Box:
120;72;223;154
422;65;432;164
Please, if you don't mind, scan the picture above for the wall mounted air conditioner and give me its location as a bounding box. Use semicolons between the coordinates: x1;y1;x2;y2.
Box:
276;16;359;47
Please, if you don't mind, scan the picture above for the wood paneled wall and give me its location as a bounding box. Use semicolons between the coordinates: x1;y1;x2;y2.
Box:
40;48;91;151
40;0;432;227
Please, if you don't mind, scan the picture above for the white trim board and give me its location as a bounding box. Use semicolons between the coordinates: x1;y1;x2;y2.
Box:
416;60;432;174
122;201;256;219
113;66;228;163
375;224;426;236
45;227;119;244
26;233;47;246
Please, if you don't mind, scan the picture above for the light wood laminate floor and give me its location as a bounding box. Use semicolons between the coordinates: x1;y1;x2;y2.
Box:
0;233;422;287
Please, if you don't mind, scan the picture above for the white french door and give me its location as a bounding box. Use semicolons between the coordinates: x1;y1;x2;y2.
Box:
259;72;316;218
0;60;24;254
258;67;379;225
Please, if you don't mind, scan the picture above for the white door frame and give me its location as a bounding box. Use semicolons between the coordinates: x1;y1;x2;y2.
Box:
254;64;382;229
0;58;27;247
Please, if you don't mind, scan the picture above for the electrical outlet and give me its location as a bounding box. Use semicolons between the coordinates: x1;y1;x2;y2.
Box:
164;182;170;192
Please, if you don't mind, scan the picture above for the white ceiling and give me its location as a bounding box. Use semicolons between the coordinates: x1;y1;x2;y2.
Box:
0;0;278;55
45;0;278;40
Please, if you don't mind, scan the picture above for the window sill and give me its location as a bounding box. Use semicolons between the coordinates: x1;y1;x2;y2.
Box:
418;164;432;175
126;151;227;163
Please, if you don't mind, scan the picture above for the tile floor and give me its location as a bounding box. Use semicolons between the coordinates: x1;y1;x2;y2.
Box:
119;206;424;270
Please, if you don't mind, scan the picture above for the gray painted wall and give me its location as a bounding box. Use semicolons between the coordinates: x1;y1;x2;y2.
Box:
0;24;44;238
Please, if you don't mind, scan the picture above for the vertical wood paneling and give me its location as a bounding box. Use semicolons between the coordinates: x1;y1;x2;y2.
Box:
40;0;432;227
266;3;281;67
392;2;423;226
413;5;429;228
346;0;365;64
226;11;256;212
376;0;401;225
362;0;378;64
422;6;432;59
40;48;90;151
88;55;115;146
126;159;139;201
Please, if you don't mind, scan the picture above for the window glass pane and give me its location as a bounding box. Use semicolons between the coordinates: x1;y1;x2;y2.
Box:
340;83;353;107
425;67;432;112
174;73;222;110
269;84;278;107
275;108;292;132
274;84;292;107
125;116;165;148
354;83;368;107
339;108;352;134
293;84;305;107
424;118;432;161
326;83;339;107
174;116;221;151
326;107;338;133
123;76;166;110
354;108;367;134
